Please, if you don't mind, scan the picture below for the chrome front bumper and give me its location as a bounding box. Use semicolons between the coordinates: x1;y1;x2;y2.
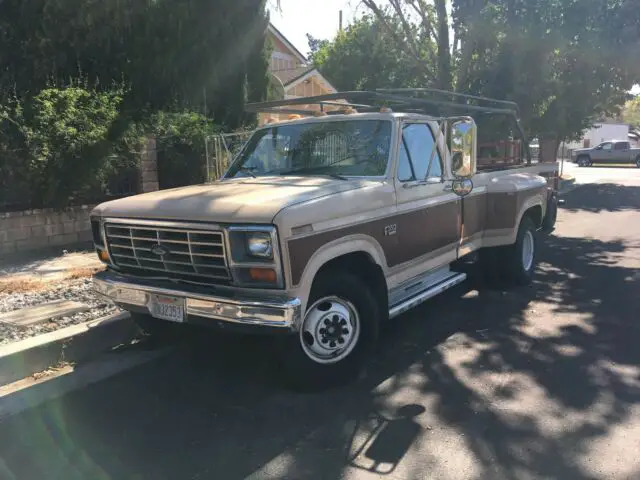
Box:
93;270;301;331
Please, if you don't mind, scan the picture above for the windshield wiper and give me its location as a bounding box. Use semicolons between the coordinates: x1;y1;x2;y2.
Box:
278;168;348;180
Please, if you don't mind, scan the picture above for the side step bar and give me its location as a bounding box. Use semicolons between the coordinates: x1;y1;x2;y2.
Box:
388;272;467;320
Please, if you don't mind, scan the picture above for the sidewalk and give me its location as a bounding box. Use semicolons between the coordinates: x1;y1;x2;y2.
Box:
0;244;118;346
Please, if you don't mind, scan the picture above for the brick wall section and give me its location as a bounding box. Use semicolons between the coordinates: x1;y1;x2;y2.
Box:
140;136;159;193
0;205;95;256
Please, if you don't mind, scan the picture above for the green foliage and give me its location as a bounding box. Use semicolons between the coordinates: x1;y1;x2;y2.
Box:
0;0;270;130
311;15;432;91
341;0;640;142
622;97;640;129
149;111;220;188
0;87;127;208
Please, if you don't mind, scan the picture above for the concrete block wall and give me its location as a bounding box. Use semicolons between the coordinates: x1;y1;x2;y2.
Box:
0;205;95;256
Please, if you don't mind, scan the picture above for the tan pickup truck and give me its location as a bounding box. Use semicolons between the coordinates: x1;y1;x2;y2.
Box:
91;90;559;389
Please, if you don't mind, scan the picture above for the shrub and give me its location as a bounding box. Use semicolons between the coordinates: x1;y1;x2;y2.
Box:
149;111;220;188
0;87;129;208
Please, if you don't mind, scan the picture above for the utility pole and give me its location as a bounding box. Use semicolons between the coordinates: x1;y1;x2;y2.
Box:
339;10;343;31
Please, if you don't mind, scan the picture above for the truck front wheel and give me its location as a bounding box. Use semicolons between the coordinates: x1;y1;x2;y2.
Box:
279;271;380;391
576;155;591;167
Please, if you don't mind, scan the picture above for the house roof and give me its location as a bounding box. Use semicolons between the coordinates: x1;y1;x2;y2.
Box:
272;66;315;86
268;23;307;64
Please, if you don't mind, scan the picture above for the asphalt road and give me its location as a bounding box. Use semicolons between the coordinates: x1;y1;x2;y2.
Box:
1;166;640;480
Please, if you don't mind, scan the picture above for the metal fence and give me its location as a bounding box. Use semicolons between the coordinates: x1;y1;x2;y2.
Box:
205;131;254;181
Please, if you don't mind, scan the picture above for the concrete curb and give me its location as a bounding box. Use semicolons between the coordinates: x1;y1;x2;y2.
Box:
0;311;136;386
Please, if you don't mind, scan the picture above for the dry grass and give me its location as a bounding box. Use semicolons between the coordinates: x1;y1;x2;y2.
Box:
0;265;105;295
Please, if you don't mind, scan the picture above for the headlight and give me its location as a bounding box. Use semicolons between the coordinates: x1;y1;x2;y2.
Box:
227;226;282;288
247;232;273;259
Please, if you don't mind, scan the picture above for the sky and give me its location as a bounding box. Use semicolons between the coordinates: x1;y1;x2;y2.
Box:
268;0;360;59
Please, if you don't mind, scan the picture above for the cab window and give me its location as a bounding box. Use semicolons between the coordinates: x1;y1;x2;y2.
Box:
397;123;442;182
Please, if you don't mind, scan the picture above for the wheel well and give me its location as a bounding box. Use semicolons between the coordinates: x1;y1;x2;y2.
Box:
523;205;543;228
314;252;388;318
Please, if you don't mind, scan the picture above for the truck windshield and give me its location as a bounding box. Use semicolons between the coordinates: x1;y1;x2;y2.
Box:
226;119;392;178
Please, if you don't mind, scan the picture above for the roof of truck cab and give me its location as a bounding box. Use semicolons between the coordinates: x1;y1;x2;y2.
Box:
258;111;437;129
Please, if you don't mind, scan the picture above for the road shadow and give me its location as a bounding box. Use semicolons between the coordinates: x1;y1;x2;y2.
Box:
0;184;639;479
561;182;640;213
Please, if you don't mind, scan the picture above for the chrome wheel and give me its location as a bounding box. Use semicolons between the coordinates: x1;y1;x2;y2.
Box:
522;230;535;272
300;296;360;364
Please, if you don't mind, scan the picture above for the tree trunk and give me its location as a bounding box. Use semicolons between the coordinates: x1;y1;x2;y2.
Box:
539;137;560;163
435;0;452;90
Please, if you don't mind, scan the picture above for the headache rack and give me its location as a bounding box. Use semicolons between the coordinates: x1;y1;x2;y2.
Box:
245;88;533;167
245;88;520;119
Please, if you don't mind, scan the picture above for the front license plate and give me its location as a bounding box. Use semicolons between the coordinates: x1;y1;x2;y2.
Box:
148;295;185;323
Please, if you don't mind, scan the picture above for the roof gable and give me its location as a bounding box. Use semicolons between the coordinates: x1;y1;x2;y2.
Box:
268;23;307;64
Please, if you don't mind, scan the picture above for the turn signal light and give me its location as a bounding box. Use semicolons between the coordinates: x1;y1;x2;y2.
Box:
97;249;110;263
248;267;277;283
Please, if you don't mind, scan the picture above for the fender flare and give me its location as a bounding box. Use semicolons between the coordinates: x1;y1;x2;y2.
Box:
510;193;546;243
293;234;387;311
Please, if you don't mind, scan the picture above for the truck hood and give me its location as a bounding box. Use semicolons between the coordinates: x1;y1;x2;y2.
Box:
91;176;371;224
572;148;591;154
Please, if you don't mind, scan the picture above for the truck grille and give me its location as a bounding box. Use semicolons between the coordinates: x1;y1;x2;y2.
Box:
104;222;230;284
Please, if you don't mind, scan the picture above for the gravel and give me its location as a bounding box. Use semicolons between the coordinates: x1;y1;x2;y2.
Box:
0;278;121;346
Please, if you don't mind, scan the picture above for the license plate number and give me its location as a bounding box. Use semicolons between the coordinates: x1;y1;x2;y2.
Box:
148;295;185;323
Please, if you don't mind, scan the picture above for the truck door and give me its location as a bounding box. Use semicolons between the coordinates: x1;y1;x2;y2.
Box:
393;122;461;274
593;142;613;163
613;141;631;163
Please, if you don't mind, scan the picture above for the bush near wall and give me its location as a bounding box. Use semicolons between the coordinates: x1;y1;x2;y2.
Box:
0;86;139;211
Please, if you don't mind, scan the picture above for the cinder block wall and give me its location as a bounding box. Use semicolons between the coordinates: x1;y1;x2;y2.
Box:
0;205;95;256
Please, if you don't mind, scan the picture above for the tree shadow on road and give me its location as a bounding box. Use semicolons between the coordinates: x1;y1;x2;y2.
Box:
561;182;640;213
1;185;639;480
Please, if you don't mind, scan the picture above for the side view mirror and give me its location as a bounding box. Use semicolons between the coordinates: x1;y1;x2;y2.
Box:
450;118;477;180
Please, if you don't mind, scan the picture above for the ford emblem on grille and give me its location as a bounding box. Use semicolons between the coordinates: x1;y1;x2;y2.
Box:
150;244;170;257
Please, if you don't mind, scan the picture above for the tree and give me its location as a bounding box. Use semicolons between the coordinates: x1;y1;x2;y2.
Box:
310;14;432;91
0;0;270;129
306;34;330;57
358;0;640;149
622;97;640;130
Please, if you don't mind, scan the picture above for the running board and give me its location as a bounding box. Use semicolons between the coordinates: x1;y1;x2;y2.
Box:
388;272;467;320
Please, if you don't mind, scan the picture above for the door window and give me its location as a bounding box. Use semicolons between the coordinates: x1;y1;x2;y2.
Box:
600;142;613;151
398;123;442;181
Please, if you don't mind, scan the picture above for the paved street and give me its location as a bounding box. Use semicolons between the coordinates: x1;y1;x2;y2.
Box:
1;166;639;480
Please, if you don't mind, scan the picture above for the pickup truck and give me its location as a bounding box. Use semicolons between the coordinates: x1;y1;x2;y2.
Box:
572;140;640;167
90;89;559;390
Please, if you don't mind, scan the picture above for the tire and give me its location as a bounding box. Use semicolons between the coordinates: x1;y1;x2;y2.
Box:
635;156;640;168
576;155;591;167
497;216;538;286
279;271;380;391
541;194;558;233
131;312;185;343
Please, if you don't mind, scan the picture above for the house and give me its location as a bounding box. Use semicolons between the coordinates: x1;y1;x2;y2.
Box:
260;23;337;125
565;121;631;150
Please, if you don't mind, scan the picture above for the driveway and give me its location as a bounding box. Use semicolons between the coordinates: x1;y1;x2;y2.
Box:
1;167;639;480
